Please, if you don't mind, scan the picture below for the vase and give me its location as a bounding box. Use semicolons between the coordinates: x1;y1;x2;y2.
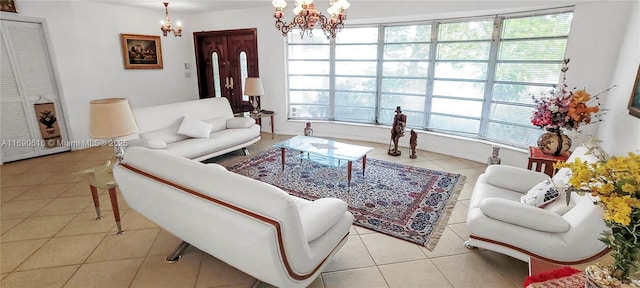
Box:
304;122;313;136
585;265;640;288
537;129;571;156
487;145;501;165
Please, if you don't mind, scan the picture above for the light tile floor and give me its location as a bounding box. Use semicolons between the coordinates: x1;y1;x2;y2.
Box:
0;133;604;287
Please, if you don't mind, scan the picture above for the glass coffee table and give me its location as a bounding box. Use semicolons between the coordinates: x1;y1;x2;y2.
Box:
274;136;374;185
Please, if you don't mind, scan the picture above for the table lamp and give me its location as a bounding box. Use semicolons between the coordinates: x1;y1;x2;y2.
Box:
89;98;138;163
244;77;264;114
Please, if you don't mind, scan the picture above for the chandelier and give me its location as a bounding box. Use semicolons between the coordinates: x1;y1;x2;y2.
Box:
160;2;182;37
272;0;351;39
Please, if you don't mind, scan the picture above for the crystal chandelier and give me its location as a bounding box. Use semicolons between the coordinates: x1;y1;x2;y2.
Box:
272;0;351;39
160;2;182;37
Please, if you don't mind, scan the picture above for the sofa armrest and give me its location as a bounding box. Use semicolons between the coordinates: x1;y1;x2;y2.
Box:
127;138;167;149
299;198;348;242
226;117;255;129
205;163;228;172
479;198;569;233
484;165;550;194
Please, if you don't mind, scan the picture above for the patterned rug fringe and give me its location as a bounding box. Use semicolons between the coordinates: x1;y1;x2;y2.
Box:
425;175;465;250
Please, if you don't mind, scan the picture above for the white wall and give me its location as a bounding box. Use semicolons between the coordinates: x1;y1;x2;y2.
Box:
597;1;640;156
8;1;639;164
10;1;198;146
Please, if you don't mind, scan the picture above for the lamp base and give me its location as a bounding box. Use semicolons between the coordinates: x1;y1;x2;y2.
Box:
113;139;126;163
250;96;260;115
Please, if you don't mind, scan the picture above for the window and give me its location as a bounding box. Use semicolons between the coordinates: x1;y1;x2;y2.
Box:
288;33;331;118
286;9;573;147
212;52;221;97
335;27;379;122
381;24;431;127
239;51;249;101
488;13;573;144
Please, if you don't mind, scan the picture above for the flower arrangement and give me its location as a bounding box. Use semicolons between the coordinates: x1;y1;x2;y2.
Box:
557;147;640;283
531;59;607;132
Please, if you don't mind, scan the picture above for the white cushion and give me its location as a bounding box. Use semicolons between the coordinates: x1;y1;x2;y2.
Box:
227;117;255;129
484;165;551;194
209;126;262;149
203;117;228;133
479;198;570;232
127;138;167;149
544;192;577;215
299;198;348;242
553;145;602;186
521;179;560;207
178;117;214;138
139;123;189;144
166;138;219;159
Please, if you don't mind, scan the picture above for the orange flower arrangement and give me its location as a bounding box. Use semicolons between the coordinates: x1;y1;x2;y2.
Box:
568;90;600;124
531;59;611;132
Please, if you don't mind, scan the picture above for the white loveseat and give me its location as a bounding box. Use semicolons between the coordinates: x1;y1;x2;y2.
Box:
113;147;354;288
465;145;609;265
126;97;261;161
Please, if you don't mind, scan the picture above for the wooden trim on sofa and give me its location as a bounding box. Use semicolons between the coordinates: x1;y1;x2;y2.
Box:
469;234;610;265
119;163;349;281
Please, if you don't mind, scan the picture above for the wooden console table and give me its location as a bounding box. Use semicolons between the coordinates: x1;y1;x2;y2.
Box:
527;146;571;177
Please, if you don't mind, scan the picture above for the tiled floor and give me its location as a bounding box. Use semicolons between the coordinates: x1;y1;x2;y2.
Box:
0;133;604;287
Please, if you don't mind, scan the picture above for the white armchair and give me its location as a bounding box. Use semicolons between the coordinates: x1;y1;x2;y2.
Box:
465;145;609;265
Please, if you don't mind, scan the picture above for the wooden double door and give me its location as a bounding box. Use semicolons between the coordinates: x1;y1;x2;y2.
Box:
194;28;259;113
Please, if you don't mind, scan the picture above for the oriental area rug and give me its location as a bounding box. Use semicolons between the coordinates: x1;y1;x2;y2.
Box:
226;148;466;250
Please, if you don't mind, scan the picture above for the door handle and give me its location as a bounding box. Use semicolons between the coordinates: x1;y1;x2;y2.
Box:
224;76;234;89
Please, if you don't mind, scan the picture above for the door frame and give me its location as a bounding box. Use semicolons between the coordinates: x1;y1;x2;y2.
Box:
193;28;259;112
0;14;72;163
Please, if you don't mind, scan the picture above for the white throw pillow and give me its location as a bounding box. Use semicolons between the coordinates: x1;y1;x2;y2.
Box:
178;117;214;138
203;117;228;133
521;179;560;208
226;117;255;129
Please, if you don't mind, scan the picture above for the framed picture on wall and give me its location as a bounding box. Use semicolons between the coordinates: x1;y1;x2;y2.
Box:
120;34;163;69
629;64;640;118
0;0;18;13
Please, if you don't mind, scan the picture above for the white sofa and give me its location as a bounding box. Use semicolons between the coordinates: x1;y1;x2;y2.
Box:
465;145;609;265
126;97;261;161
113;147;354;288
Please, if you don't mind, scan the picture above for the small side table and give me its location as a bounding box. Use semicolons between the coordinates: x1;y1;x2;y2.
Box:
235;111;275;139
74;161;124;235
527;146;571;177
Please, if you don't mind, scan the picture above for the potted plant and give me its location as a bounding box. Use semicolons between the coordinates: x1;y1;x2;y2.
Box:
531;59;609;156
557;148;640;287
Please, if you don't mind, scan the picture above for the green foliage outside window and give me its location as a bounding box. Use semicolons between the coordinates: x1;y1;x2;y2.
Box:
286;10;573;147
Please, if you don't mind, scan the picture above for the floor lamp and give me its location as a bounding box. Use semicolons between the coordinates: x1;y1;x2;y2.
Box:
244;77;264;114
89;98;138;163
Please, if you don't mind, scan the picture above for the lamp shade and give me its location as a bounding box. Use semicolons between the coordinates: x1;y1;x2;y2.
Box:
244;77;265;97
89;98;138;139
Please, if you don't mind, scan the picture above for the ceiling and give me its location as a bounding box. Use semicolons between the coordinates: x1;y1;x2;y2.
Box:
91;1;272;14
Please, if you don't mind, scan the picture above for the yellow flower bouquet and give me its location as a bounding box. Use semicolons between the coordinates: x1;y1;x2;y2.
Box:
557;149;640;282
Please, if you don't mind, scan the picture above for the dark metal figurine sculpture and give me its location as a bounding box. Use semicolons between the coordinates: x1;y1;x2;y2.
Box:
388;106;406;156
